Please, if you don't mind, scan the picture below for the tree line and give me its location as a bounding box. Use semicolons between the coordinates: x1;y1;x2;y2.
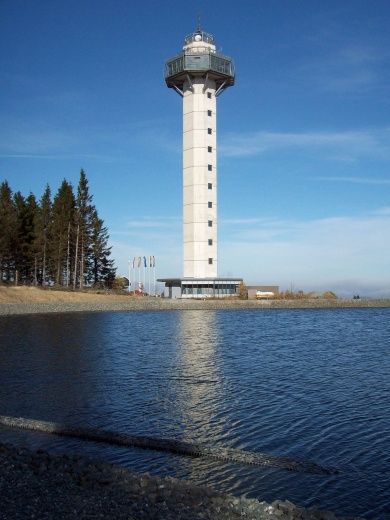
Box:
0;170;116;288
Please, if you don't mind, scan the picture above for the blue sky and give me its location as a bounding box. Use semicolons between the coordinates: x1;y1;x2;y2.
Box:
1;0;389;296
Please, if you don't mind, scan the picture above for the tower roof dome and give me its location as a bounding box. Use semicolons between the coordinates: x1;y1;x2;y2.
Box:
184;29;215;47
165;25;234;91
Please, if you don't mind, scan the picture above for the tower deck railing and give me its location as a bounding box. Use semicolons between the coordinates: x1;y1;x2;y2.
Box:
165;51;235;79
184;31;215;45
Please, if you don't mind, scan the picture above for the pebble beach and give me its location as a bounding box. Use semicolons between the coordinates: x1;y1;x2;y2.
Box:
0;286;389;316
0;442;364;520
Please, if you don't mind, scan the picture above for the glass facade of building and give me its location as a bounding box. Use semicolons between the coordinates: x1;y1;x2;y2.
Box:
181;280;240;298
158;278;242;299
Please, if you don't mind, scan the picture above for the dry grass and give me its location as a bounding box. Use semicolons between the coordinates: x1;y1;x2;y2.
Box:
0;286;133;304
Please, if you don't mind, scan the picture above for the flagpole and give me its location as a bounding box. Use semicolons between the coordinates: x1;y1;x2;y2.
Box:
148;256;151;296
138;256;141;289
133;257;136;294
143;256;146;294
153;256;156;296
128;259;131;293
132;257;136;295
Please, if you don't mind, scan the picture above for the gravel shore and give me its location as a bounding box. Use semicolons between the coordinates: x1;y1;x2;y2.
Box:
0;442;363;520
1;297;390;316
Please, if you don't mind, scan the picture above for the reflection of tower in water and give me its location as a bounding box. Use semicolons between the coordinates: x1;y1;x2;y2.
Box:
174;310;227;444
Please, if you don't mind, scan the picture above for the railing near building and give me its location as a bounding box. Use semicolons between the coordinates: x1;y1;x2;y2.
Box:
165;52;234;79
184;31;215;45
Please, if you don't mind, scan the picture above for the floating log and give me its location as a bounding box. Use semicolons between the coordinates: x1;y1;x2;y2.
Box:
0;415;338;475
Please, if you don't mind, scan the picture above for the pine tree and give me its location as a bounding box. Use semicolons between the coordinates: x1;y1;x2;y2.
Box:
1;172;116;289
90;208;116;287
14;191;37;284
34;185;52;285
73;170;93;289
51;180;75;286
0;181;17;282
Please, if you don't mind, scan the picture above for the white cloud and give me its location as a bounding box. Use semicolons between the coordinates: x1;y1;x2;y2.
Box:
372;206;390;215
0;126;78;155
110;216;181;279
0;153;122;162
124;216;180;229
218;210;390;296
110;209;390;297
221;218;271;225
111;237;181;281
0;115;178;159
299;44;389;95
316;176;390;185
220;128;390;160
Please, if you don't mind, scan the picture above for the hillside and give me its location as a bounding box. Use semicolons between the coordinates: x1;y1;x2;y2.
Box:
0;286;131;304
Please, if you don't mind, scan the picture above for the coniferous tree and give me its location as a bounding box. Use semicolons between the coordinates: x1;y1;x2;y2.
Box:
73;170;93;289
1;171;116;289
13;191;25;283
13;192;37;284
0;181;17;282
25;193;38;283
51;180;75;286
34;185;52;285
90;208;116;287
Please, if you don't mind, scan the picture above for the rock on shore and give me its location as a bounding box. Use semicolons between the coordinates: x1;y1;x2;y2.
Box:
0;442;363;520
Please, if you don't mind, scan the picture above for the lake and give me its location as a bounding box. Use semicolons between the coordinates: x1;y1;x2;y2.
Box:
0;308;389;518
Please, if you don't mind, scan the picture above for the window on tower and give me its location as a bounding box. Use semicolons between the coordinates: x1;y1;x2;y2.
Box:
208;146;212;153
207;110;212;116
208;202;212;208
207;128;212;135
207;92;212;99
208;183;212;189
208;258;213;264
208;239;213;246
208;220;212;227
208;164;212;171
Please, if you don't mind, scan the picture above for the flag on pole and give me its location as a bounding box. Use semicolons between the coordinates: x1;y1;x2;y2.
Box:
132;257;136;268
143;256;147;268
137;256;141;268
149;255;152;268
152;255;156;267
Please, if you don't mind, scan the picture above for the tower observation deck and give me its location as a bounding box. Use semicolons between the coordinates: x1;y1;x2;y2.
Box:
165;30;235;95
160;28;241;298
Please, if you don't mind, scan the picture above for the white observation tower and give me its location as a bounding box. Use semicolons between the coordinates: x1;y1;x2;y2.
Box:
160;27;242;298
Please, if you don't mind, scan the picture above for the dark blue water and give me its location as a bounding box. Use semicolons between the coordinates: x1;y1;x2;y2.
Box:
0;309;389;518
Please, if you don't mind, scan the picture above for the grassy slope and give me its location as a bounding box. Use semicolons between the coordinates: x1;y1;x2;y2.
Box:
0;286;131;304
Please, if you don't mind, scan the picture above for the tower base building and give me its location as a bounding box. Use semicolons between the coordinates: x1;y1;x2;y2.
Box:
159;27;242;298
161;277;243;299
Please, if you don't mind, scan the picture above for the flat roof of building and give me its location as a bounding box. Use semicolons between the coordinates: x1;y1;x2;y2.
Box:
158;277;243;286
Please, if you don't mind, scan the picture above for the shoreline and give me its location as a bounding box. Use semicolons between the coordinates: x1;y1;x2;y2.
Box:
1;296;390;316
0;441;363;519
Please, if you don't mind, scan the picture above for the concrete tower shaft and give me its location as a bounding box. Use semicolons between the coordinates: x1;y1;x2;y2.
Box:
183;76;217;277
165;29;234;279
